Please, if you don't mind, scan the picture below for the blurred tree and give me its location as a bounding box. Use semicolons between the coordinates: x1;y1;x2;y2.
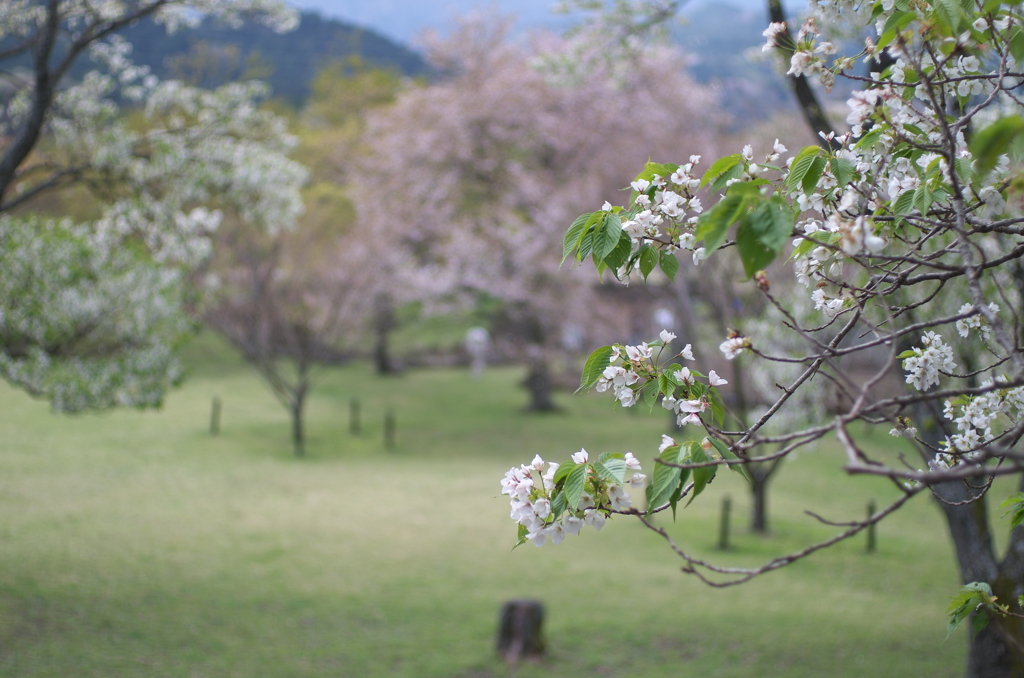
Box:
203;60;402;453
0;1;305;412
354;14;723;410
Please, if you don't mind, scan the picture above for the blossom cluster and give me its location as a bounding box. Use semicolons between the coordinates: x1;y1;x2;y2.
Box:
902;332;957;392
592;330;731;429
501;449;645;547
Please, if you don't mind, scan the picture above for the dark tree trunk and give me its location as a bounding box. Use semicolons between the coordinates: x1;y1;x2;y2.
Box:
750;466;770;533
290;384;307;457
496;600;545;663
374;294;397;375
523;357;556;412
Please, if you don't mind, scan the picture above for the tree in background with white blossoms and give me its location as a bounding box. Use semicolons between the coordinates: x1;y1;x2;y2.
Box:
0;0;305;411
504;1;1024;675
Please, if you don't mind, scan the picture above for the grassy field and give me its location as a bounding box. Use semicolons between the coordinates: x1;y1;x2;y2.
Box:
0;333;973;677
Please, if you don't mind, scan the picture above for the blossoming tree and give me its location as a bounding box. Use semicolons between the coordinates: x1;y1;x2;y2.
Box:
354;14;721;410
0;0;305;411
503;2;1024;675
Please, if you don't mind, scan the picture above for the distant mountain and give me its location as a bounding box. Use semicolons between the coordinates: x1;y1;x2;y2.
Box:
109;11;429;104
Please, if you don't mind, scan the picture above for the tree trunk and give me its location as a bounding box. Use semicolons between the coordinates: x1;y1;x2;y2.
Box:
523;356;556;412
291;386;307;457
374;294;397;375
750;465;770;533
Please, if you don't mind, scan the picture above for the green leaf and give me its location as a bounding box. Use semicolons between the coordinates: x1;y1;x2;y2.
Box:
970;116;1024;178
1000;492;1024;530
563;212;592;262
695;194;745;253
602;458;627;483
785;146;822;192
735;198;793;278
593;213;623;262
564;463;589;511
882;9;916;35
830;157;856;188
639;244;658;280
642;379;659;410
659;249;679;281
707;437;749;481
658;372;676;400
1011;27;1024;65
913;186;933;215
896;349;918;359
603;230;633;272
801;156;828;195
686;442;717;507
854;129;883;150
647;446;684;513
700;154;743;189
893;190;916;217
954;157;973;185
971;609;990;637
947;582;994;638
578;345;614;391
931;0;964;35
550;490;566;517
706;388;727;429
553;462;574;486
513;523;529;549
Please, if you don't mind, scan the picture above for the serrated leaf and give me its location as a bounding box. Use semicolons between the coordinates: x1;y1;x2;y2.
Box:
686;442;716;507
711;163;746;192
642;379;659;410
1000;492;1024;530
786;151;819;193
931;0;964;35
947;582;994;638
600;458;627;483
553;462;574;486
598;451;624;463
708;436;749;481
830;157;855;188
603;230;633;272
578;345;615;391
695;194;745;253
513;523;529;549
706;388;727;429
658;372;676;400
893;190;916;216
970;115;1024;178
659;249;679;281
801;156;828;195
882;9;916;35
896;349;918;359
857;130;884;152
563;212;592;262
1011;27;1024;65
593;213;623;262
564;463;589;511
700;154;743;188
639;244;658;280
647;446;684;512
550;490;566;517
913;186;933;215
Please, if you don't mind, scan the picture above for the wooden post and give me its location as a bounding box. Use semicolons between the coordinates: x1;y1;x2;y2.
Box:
210;396;221;436
349;397;361;436
866;499;877;553
384;409;396;450
718;495;731;550
497;600;545;663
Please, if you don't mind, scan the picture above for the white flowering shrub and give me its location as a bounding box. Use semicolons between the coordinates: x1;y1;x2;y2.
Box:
504;1;1024;669
0;1;305;411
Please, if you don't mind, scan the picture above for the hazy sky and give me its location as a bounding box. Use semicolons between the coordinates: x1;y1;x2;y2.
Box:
289;0;776;44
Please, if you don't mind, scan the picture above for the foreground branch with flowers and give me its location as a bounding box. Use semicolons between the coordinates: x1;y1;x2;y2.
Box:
502;1;1024;675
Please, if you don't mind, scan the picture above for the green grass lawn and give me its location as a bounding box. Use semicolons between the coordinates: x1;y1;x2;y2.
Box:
0;333;973;677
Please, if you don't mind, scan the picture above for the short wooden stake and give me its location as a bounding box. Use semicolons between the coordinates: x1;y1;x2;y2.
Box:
497;600;545;663
349;397;361;436
866;499;877;553
210;396;221;436
384;409;396;450
718;495;731;550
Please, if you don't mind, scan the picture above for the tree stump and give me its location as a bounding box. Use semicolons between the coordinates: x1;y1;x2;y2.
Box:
496;600;545;663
